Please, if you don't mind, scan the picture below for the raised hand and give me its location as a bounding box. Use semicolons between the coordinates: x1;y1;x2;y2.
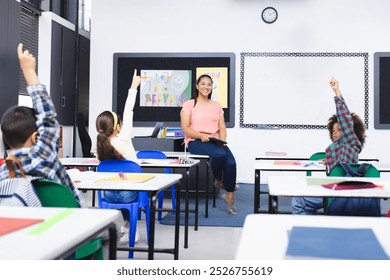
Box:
130;69;141;89
329;76;341;96
17;43;39;85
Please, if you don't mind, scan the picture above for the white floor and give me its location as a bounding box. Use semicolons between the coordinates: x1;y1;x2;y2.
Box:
83;191;243;260
116;219;242;260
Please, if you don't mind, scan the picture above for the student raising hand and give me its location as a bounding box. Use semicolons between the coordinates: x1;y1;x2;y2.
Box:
329;76;341;97
130;69;141;89
17;43;39;86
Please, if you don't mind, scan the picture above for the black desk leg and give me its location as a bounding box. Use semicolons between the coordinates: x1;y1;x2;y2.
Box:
148;191;158;260
194;165;199;231
108;223;117;260
174;182;181;259
269;195;278;214
184;168;190;249
205;159;210;218
254;170;261;213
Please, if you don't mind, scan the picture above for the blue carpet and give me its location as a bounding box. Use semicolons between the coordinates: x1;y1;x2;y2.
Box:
159;183;292;227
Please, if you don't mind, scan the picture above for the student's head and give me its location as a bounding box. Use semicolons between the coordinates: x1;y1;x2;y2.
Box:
193;74;213;105
1;106;37;149
95;111;124;161
327;113;366;145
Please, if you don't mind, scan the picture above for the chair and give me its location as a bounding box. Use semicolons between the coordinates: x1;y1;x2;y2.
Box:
327;163;381;216
136;150;176;221
96;159;150;259
77;112;94;158
307;152;326;176
32;179;104;260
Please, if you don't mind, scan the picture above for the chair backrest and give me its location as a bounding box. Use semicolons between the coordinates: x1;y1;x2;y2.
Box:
96;160;145;205
136;150;171;174
32;179;80;208
307;152;326;176
97;159;143;173
329;164;380;178
77;112;93;158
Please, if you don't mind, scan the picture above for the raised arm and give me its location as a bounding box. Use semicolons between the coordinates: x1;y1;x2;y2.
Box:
329;76;341;97
17;43;39;86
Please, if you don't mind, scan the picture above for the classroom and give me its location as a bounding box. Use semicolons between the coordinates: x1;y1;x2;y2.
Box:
1;0;390;275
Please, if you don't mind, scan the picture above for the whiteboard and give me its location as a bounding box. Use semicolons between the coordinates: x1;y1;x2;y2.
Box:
239;52;369;129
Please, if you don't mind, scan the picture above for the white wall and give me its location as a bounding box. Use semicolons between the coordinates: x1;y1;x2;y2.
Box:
90;0;390;183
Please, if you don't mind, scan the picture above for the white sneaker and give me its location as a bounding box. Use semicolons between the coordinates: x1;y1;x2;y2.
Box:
120;225;129;234
119;230;140;244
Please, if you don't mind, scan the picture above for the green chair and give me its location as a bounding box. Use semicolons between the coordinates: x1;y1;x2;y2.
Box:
307;152;326;176
327;164;381;216
32;179;104;260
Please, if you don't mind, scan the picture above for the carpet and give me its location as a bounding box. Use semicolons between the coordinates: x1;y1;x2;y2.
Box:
159;183;293;227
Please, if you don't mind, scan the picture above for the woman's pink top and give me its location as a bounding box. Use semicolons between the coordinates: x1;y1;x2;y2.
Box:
181;99;224;147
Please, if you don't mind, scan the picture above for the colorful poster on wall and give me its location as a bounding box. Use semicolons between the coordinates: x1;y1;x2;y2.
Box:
196;67;228;108
140;70;192;107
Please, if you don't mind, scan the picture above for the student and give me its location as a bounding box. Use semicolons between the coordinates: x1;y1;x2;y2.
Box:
0;43;86;208
95;69;140;242
292;77;366;215
180;74;238;215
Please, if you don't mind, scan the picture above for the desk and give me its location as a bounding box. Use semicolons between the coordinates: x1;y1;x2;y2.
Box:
164;152;213;218
0;206;119;260
254;158;384;213
68;171;182;260
61;157;200;249
235;214;390;260
267;175;390;213
138;158;200;249
254;159;326;213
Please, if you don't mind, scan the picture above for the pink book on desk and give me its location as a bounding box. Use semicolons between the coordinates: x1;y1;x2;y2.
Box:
0;217;44;236
322;181;380;190
273;160;301;166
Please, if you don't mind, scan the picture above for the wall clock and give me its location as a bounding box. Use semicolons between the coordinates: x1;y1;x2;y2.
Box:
261;7;278;24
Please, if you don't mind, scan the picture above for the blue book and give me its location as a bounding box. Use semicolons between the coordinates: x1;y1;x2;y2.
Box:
285;226;389;260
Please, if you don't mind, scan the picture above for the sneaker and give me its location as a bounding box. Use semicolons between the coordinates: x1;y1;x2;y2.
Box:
118;230;140;244
120;225;129;234
221;193;238;215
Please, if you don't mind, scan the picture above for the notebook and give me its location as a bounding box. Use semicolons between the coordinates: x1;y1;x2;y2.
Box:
322;180;378;190
0;217;44;236
285;226;389;260
209;137;227;145
134;122;164;138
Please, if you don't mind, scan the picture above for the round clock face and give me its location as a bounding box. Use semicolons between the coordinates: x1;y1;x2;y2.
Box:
262;7;278;24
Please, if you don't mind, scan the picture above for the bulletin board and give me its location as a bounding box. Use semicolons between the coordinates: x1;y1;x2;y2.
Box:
239;52;369;129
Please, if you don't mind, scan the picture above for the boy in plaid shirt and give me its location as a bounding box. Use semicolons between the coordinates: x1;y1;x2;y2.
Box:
0;43;85;207
292;77;366;215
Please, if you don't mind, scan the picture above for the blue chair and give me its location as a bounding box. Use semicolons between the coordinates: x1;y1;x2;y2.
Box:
136;150;176;221
96;159;150;258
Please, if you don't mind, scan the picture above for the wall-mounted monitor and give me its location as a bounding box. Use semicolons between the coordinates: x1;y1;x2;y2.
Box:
113;52;236;127
374;52;390;129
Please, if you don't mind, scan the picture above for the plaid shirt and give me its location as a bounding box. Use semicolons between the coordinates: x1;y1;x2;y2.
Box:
325;95;362;173
0;85;86;207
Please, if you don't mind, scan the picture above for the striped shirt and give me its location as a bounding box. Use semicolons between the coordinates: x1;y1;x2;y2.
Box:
325;95;362;173
0;85;86;207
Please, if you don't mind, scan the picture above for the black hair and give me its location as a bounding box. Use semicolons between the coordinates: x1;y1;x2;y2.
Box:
95;110;125;161
1;106;36;149
327;113;366;146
